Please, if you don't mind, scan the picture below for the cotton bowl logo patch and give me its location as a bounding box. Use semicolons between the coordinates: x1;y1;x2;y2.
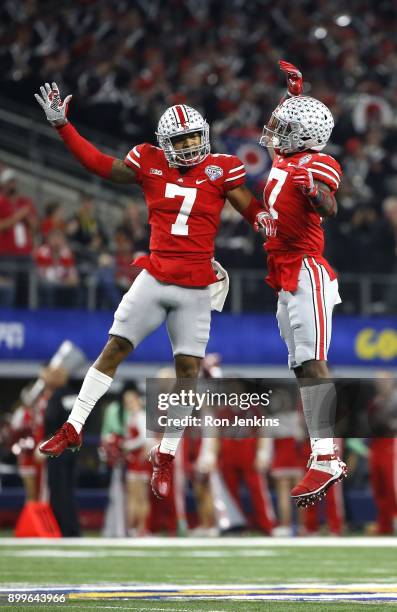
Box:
205;165;223;181
298;154;312;166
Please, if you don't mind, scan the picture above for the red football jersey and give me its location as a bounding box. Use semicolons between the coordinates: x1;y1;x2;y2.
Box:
0;195;37;255
263;151;342;292
34;244;76;281
124;144;246;286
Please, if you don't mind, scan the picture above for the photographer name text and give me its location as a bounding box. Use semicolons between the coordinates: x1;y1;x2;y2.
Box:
157;415;279;427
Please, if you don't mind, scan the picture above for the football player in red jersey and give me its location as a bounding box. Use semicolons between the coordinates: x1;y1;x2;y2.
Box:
256;61;347;508
34;83;263;499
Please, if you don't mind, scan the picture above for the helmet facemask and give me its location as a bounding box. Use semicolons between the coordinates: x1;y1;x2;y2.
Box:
260;112;304;154
158;126;210;167
156;105;210;167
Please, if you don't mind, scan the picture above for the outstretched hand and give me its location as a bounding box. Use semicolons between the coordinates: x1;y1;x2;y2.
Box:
34;82;72;127
279;60;303;96
255;211;277;238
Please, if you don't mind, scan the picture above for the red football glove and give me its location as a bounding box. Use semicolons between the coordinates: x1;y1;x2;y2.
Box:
290;165;318;197
279;60;303;96
255;211;277;238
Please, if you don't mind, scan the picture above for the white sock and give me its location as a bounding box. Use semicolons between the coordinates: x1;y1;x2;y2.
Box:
159;404;193;455
67;367;113;433
300;382;336;456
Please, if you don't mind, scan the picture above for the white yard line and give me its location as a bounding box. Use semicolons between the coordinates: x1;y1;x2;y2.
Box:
2;549;278;559
1;536;397;547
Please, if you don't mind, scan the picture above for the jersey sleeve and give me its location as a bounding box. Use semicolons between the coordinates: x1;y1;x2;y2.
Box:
124;143;149;184
222;155;247;193
306;154;342;193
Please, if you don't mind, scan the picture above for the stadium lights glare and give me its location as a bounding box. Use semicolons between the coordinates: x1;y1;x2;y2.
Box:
335;15;352;27
314;27;328;39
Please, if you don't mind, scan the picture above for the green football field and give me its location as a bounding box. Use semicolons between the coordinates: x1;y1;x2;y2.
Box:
0;537;396;611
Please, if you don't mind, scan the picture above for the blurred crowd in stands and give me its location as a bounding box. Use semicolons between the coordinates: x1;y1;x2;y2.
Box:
0;0;396;309
0;166;150;308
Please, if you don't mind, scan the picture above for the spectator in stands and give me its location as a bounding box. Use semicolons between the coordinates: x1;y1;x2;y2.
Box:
0;169;37;253
120;201;149;252
345;207;383;274
382;197;397;312
96;227;141;309
0;269;14;307
66;193;107;266
113;228;141;291
40;201;66;238
216;203;256;269
352;96;393;136
0;168;37;306
33;228;80;308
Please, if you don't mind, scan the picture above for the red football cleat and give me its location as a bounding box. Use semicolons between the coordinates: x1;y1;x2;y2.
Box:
291;452;347;508
39;423;82;457
149;445;174;499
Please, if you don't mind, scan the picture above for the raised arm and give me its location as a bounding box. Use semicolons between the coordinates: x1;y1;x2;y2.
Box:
279;60;303;98
35;83;136;185
265;61;304;161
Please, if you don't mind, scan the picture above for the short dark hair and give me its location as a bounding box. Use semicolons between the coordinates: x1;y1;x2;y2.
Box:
121;380;140;396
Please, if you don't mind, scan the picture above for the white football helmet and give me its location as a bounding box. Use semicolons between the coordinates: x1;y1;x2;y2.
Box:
260;96;334;154
156;104;210;167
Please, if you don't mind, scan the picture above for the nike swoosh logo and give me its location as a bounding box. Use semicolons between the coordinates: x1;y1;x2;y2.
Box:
196;179;207;184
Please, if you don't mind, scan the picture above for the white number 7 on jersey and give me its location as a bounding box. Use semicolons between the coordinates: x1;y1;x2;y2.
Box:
166;183;197;236
266;167;288;219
